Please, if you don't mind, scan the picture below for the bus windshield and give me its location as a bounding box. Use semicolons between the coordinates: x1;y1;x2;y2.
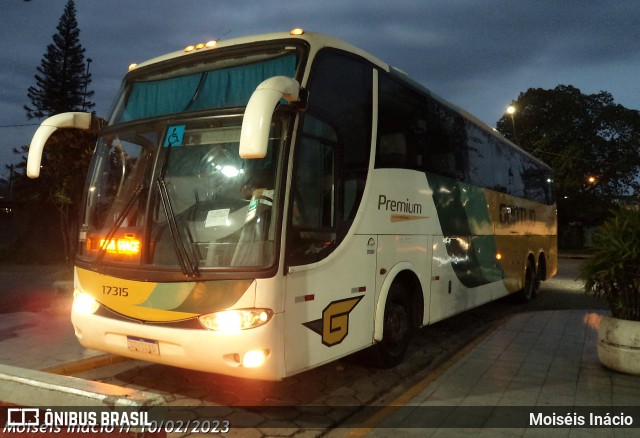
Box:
78;114;287;274
111;50;298;124
76;43;303;276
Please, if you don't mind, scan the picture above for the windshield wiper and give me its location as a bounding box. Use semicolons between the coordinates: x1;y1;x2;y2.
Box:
156;177;199;278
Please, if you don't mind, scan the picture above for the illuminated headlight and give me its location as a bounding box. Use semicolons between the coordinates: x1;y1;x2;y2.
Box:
198;309;272;331
73;290;100;314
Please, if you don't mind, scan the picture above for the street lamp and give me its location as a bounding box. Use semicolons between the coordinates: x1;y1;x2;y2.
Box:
82;58;92;111
506;105;518;143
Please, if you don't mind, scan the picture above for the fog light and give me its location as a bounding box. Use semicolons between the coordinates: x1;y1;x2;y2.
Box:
242;350;267;368
73;290;99;314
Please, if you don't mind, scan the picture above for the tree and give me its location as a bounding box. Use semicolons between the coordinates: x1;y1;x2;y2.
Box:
19;0;96;263
497;85;640;245
25;0;94;118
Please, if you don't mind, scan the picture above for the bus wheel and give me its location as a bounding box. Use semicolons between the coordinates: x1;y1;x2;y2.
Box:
518;259;537;302
372;284;411;368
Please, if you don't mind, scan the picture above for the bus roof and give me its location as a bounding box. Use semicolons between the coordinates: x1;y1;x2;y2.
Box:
130;30;390;73
127;30;550;171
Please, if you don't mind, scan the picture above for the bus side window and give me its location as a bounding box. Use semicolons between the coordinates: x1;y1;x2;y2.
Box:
422;96;467;181
291;138;335;229
288;136;336;263
376;74;420;171
378;133;407;168
286;49;372;266
376;72;468;180
430;152;458;177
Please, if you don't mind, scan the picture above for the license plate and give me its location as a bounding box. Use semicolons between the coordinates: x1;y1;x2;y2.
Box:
127;336;160;356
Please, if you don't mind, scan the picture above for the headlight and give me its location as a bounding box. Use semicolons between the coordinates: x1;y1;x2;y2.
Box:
73;290;100;314
198;308;272;331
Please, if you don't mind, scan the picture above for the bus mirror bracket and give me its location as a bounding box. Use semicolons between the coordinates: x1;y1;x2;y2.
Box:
239;76;301;159
27;112;104;179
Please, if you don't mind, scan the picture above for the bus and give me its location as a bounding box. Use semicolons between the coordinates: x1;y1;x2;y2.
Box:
27;30;556;380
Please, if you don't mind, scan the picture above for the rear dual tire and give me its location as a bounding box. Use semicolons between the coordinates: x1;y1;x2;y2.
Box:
518;259;537;302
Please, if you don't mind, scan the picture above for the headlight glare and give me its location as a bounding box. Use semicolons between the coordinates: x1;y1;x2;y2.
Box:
73;289;100;314
198;308;272;331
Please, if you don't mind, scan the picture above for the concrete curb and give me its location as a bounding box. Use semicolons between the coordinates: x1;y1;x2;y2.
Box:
42;354;131;376
558;253;591;260
0;364;165;407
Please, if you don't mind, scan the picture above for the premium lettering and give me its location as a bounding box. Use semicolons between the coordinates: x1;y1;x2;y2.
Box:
378;195;422;215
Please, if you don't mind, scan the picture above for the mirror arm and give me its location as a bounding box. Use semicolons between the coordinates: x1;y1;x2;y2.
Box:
239;76;301;159
27;112;103;178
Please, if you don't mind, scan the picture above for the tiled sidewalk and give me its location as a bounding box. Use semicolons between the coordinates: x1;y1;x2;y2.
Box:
0;300;103;371
3;292;640;436
359;310;640;436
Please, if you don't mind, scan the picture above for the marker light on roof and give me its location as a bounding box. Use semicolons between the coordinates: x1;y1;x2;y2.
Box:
184;40;218;53
128;63;138;71
290;28;304;35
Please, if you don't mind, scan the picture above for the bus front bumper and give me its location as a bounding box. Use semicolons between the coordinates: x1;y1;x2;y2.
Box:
71;308;286;381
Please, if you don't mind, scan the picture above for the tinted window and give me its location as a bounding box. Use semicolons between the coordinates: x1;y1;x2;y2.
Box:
287;50;372;265
466;122;494;188
376;74;467;180
375;72;554;204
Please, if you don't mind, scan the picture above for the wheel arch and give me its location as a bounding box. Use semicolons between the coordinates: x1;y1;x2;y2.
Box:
374;263;424;342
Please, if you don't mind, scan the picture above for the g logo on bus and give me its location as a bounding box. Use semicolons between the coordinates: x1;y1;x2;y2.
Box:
303;296;363;347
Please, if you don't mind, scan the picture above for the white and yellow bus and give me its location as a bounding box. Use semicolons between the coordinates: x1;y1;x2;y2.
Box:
27;30;556;380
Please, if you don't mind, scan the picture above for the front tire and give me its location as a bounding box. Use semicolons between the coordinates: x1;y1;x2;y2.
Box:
371;284;411;368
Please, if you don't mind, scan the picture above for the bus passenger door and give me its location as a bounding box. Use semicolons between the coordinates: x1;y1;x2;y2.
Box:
284;235;376;376
282;132;376;376
281;49;375;376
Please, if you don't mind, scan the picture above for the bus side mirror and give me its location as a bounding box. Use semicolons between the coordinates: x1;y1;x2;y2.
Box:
239;76;301;159
27;112;102;178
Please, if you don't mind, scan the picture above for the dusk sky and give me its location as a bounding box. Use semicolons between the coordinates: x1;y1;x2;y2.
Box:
2;0;640;180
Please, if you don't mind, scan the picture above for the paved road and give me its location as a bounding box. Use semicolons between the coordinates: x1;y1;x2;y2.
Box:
0;258;610;436
0;264;70;313
59;257;606;436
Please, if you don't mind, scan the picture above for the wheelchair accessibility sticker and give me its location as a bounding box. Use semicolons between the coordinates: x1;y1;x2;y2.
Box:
164;125;185;147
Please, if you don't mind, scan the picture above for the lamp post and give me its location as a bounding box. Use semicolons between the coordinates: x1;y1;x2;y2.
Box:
82;57;92;111
506;105;518;143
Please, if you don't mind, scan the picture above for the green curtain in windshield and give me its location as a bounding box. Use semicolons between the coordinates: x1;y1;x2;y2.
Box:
120;53;296;122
